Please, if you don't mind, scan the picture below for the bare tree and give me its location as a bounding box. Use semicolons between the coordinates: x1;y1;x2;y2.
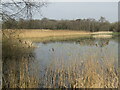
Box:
1;0;47;20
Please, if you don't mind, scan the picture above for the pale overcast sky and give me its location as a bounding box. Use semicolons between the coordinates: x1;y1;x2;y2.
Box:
2;0;119;2
33;2;118;22
2;0;119;22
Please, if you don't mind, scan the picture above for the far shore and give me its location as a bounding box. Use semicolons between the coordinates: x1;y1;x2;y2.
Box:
19;29;91;38
16;29;114;38
3;29;116;42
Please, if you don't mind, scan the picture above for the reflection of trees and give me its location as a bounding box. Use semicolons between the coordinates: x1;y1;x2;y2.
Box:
97;39;110;47
76;38;96;46
40;37;113;47
75;38;110;47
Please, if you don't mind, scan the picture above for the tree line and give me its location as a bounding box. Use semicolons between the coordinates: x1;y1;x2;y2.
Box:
2;17;119;32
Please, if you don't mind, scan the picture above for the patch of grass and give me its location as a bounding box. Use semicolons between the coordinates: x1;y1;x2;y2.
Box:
38;57;118;88
19;29;91;38
24;35;92;43
3;58;39;88
2;30;35;59
2;30;38;88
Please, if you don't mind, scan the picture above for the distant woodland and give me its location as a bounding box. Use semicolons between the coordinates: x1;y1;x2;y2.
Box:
2;17;119;32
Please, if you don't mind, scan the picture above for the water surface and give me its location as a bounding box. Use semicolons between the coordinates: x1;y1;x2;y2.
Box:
33;38;118;69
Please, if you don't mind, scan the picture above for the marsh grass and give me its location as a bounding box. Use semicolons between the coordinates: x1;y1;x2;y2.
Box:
2;30;39;88
25;35;93;44
3;56;118;88
38;56;118;88
19;29;91;38
2;30;35;59
2;29;118;88
3;58;39;88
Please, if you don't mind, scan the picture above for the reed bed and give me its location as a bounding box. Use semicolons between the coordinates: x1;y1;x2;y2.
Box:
37;56;118;88
3;58;39;88
3;55;118;88
2;30;39;88
19;29;91;38
2;30;118;88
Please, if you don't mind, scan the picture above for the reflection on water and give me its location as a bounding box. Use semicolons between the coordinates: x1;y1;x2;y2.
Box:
34;38;118;69
2;37;119;88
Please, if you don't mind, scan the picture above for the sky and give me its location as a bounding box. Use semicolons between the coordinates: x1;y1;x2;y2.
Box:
48;0;119;2
2;0;120;2
2;0;119;22
33;2;118;22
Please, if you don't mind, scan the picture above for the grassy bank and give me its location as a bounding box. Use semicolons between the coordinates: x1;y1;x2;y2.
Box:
19;30;115;38
2;30;39;88
3;29;92;42
19;29;92;42
5;29;117;42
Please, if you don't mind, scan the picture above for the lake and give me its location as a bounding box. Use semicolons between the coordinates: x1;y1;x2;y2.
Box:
2;36;119;88
33;37;118;69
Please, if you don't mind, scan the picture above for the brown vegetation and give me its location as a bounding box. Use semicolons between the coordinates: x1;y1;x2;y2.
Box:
19;29;91;38
38;56;118;88
3;56;118;88
2;30;118;88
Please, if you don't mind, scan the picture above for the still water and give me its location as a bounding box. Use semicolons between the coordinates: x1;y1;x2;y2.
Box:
33;38;118;69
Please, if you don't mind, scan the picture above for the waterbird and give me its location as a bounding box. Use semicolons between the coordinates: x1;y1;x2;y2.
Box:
49;48;55;52
95;44;98;47
52;48;54;52
105;41;109;45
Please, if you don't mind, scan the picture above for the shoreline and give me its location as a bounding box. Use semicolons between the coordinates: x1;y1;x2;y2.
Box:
18;30;115;42
3;29;118;43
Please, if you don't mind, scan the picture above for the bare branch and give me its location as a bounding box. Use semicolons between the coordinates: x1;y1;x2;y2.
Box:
1;0;47;20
